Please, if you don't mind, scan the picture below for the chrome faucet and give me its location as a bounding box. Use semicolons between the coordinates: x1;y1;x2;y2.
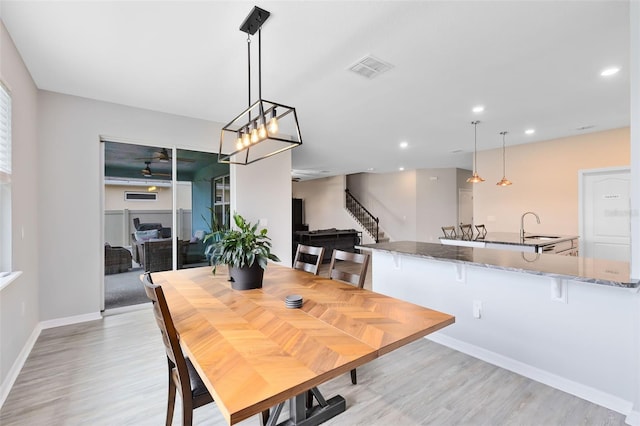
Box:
520;211;540;239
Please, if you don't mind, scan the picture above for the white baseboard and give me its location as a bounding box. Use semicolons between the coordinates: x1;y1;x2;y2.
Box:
427;333;633;417
0;323;41;408
1;311;102;409
40;311;102;330
626;410;640;426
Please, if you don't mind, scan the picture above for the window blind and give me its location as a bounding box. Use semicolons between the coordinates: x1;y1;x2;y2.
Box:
0;82;10;183
0;81;10;273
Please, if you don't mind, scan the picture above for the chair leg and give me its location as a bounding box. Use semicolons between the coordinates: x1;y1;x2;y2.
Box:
350;368;357;385
166;372;177;426
182;404;193;426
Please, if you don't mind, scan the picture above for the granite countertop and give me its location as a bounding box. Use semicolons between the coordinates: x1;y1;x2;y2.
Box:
359;240;638;289
440;231;578;247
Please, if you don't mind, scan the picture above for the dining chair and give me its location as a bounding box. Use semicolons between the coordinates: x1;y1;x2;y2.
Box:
142;273;214;426
475;224;487;238
293;244;325;275
328;249;370;385
441;226;457;238
459;223;473;239
328;249;370;289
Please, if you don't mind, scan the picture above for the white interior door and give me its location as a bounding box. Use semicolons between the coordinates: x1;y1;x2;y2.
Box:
580;167;630;261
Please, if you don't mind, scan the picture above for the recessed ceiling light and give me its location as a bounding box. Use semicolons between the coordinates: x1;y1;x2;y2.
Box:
472;105;485;113
600;67;620;77
399;167;405;171
399;141;408;149
524;129;535;135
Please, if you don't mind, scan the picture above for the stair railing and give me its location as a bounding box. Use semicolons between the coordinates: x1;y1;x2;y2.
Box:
345;189;379;242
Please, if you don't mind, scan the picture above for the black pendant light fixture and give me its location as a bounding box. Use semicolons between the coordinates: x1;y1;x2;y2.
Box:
218;6;302;165
467;120;485;183
496;131;512;186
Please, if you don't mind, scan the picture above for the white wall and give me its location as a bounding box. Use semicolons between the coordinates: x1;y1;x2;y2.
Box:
0;20;40;392
416;168;468;243
293;175;354;229
37;90;220;321
232;151;293;267
348;171;417;241
474;128;629;235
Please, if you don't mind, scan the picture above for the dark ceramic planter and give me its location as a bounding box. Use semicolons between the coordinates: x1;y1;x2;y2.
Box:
229;263;265;290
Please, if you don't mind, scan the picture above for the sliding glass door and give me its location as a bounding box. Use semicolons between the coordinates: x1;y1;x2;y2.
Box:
102;141;229;311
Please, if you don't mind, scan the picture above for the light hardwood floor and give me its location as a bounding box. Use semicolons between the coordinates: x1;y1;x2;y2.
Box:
0;264;626;425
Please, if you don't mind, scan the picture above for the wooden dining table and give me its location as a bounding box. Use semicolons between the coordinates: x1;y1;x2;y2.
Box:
152;264;455;426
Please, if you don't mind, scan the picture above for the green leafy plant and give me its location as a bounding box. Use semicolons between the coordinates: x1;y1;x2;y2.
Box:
202;207;226;243
211;213;280;274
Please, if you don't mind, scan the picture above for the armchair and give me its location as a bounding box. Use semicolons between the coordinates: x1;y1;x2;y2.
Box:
104;244;132;274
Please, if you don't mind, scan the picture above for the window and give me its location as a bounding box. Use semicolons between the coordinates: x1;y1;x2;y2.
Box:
213;175;230;228
0;81;11;274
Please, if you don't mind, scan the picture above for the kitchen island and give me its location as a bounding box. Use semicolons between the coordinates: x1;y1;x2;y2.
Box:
359;241;639;422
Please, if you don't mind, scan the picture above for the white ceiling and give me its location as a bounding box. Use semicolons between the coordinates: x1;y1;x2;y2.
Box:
0;1;630;179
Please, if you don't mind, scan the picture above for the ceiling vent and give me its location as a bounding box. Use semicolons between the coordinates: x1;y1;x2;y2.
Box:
349;55;393;79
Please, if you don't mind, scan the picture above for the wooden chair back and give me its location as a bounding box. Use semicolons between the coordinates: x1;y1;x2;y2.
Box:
141;273;192;401
293;244;325;275
328;249;370;289
441;226;457;238
475;224;487;238
459;223;473;239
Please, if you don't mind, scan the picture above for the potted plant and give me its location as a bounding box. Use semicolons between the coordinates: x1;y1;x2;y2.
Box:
202;207;226;265
210;213;280;290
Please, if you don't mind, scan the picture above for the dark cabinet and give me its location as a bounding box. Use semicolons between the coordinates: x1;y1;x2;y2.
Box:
293;229;361;263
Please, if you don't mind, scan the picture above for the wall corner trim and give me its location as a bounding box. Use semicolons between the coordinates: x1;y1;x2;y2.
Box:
0;323;41;409
40;311;102;330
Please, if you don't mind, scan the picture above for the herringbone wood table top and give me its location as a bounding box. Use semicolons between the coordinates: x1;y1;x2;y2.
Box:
152;265;454;425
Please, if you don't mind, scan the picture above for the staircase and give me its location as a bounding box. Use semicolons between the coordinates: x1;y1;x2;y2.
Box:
345;189;389;243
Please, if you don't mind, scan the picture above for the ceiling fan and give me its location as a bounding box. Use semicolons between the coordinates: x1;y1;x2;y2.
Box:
141;161;171;178
135;148;195;163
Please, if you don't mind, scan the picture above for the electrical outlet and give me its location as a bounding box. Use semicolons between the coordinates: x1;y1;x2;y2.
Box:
473;300;482;319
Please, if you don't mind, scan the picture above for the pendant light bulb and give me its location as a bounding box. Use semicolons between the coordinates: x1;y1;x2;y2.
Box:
497;131;512;186
466;120;484;183
268;108;279;134
258;121;267;140
250;122;259;143
242;128;251;147
236;132;243;151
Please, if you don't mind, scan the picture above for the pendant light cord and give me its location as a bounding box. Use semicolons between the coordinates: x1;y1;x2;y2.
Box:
472;121;480;172
258;28;262;101
501;131;507;176
247;34;251;118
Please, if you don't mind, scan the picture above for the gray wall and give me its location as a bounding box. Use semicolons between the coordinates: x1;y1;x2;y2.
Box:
0;21;40;391
37;90;220;321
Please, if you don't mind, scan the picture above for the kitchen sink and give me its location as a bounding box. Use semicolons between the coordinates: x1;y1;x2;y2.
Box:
524;235;559;241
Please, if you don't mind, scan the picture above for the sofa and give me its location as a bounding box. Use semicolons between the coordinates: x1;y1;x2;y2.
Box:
104;244;132;274
132;236;188;273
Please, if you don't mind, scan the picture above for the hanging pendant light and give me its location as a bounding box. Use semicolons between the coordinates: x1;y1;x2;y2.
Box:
218;6;302;165
467;120;485;183
496;131;512;186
